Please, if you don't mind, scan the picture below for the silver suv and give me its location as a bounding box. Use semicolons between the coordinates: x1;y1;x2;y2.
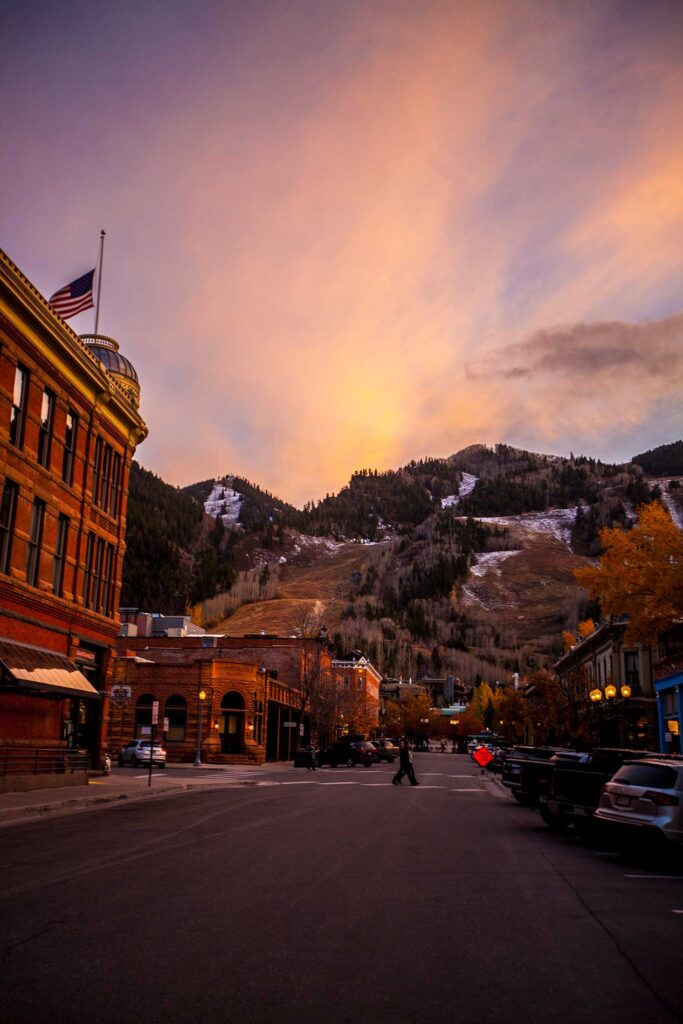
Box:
595;759;683;847
117;739;167;768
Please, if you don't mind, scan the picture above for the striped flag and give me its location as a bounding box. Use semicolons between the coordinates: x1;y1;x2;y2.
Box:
49;269;95;320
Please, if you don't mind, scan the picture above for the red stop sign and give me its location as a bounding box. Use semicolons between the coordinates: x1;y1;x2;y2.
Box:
472;746;493;767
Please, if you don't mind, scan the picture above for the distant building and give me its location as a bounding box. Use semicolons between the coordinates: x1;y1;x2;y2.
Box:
109;632;332;763
553;619;656;748
330;653;381;737
0;249;147;788
119;608;206;637
415;674;466;708
652;624;683;755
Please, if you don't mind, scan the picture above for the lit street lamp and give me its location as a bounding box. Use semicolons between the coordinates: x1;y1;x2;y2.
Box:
589;684;632;746
194;689;207;766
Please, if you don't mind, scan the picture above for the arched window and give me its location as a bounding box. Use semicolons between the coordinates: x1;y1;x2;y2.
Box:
221;691;245;710
165;694;187;742
134;693;155;738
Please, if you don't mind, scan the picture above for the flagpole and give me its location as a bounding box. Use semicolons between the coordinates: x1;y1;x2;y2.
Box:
94;229;106;336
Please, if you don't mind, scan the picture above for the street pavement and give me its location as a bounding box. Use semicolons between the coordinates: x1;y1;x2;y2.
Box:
0;754;681;1024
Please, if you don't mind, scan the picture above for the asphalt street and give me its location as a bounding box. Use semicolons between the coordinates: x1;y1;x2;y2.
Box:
0;754;681;1024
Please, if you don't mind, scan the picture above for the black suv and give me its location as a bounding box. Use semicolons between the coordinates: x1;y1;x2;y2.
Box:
318;740;379;768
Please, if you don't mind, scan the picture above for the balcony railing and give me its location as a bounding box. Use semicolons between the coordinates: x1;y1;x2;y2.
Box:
0;746;89;778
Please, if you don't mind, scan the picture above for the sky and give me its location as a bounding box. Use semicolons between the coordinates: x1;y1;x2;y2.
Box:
2;0;682;507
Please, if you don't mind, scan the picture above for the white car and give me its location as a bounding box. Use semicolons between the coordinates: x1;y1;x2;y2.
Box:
117;739;166;768
595;759;683;847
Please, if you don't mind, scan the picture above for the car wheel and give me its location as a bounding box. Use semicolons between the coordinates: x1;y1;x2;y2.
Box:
330;761;338;769
539;805;560;829
363;762;372;768
131;756;138;768
117;755;124;767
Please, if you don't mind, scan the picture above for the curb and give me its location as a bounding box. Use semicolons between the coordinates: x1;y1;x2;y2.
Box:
0;777;253;828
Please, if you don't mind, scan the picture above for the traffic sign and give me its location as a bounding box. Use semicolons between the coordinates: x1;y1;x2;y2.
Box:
283;722;297;728
152;701;159;725
472;746;493;768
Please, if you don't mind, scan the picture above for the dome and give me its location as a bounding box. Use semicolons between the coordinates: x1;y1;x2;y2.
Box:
80;334;141;408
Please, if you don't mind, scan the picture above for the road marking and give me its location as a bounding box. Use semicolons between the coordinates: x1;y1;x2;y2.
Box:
280;781;317;785
623;875;683;880
672;910;683;914
319;781;356;785
449;788;484;793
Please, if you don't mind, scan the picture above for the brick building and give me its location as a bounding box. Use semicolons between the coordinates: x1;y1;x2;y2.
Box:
0;249;147;786
330;654;381;738
109;633;332;763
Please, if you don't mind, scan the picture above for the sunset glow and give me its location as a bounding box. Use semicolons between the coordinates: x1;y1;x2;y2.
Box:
3;0;682;504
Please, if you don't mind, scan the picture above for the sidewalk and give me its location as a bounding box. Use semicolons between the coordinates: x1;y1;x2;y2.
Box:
0;763;291;828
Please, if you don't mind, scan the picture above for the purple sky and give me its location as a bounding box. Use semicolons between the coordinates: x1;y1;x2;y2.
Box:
3;0;683;505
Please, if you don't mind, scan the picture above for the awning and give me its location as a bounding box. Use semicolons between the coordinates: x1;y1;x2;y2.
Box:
0;639;100;698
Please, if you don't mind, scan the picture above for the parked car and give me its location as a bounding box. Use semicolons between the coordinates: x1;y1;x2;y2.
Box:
594;759;683;847
318;740;378;768
117;739;166;768
370;740;398;764
502;746;573;804
539;748;662;833
293;745;320;768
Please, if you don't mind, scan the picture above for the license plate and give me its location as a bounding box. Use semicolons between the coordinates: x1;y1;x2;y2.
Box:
616;795;631;807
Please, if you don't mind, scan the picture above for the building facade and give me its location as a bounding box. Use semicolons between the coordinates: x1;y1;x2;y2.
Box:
0;249;147;787
553;620;657;749
109;633;332;763
329;655;381;738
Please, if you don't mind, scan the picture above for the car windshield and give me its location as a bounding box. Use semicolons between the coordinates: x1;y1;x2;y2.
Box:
613;763;679;789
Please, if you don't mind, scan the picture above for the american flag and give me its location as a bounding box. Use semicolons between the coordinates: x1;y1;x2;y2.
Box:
49;269;95;320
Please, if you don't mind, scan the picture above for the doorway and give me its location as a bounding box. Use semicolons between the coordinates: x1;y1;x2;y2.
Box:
219;691;245;754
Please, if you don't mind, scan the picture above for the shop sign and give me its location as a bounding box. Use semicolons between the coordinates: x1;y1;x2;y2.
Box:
111;684;132;706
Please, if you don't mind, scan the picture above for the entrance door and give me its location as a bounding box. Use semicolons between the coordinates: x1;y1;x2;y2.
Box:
220;713;244;754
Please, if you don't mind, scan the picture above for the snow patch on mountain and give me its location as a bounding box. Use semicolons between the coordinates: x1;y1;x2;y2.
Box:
441;472;479;508
660;489;683;531
472;507;578;547
470;550;521;577
204;479;243;525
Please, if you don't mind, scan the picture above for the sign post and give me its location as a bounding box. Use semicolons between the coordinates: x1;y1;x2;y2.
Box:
149;700;159;787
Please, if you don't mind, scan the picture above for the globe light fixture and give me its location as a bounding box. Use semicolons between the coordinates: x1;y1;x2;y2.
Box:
604;684;617;700
589;688;603;703
620;685;632;699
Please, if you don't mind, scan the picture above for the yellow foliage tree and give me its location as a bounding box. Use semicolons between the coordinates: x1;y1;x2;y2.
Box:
574;501;683;646
562;631;576;651
577;618;595;638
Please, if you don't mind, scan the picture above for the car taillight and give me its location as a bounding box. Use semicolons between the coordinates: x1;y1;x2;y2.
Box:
643;791;679;807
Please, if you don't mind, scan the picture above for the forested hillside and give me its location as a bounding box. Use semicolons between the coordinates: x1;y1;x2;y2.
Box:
121;443;667;662
632;439;683;476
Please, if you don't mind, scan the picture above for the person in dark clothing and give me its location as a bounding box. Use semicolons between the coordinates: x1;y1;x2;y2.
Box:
304;745;317;770
392;739;419;786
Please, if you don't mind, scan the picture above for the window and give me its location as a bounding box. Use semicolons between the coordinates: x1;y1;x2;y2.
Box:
92;436;122;517
52;514;69;596
82;533;94;607
0;479;18;574
135;694;156;737
624;651;640;690
165;695;187;742
37;388;55;468
25;498;45;587
9;365;29;448
62;409;78;485
101;543;115;615
82;532;115;614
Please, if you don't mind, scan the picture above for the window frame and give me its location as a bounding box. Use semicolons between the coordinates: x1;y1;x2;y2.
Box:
9;364;29;449
37;388;56;469
25;497;46;587
0;479;18;575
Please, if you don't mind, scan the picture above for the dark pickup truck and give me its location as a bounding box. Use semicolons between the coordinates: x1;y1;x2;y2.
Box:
502;747;581;805
539;748;663;832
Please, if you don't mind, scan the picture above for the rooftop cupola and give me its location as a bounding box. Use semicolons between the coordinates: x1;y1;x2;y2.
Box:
80;334;141;408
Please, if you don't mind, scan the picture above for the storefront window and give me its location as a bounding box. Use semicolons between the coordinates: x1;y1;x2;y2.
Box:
165;695;187;741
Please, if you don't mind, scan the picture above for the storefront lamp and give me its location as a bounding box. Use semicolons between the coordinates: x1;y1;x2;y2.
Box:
620;685;632;700
604;684;617;700
194;690;207;766
589;688;603;703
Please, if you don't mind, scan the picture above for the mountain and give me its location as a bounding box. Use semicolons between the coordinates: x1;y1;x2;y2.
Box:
121;442;680;682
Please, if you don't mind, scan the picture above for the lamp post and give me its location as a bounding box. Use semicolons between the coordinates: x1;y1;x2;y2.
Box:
194;689;207;766
589;684;632;747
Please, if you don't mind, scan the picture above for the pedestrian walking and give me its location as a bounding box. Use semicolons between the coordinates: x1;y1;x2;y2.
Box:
305;745;317;771
392;739;419;786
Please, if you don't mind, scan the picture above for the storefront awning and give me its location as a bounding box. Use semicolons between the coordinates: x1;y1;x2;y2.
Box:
0;639;100;698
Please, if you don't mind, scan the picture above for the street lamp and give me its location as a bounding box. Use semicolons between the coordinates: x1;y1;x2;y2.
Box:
194;689;207;766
